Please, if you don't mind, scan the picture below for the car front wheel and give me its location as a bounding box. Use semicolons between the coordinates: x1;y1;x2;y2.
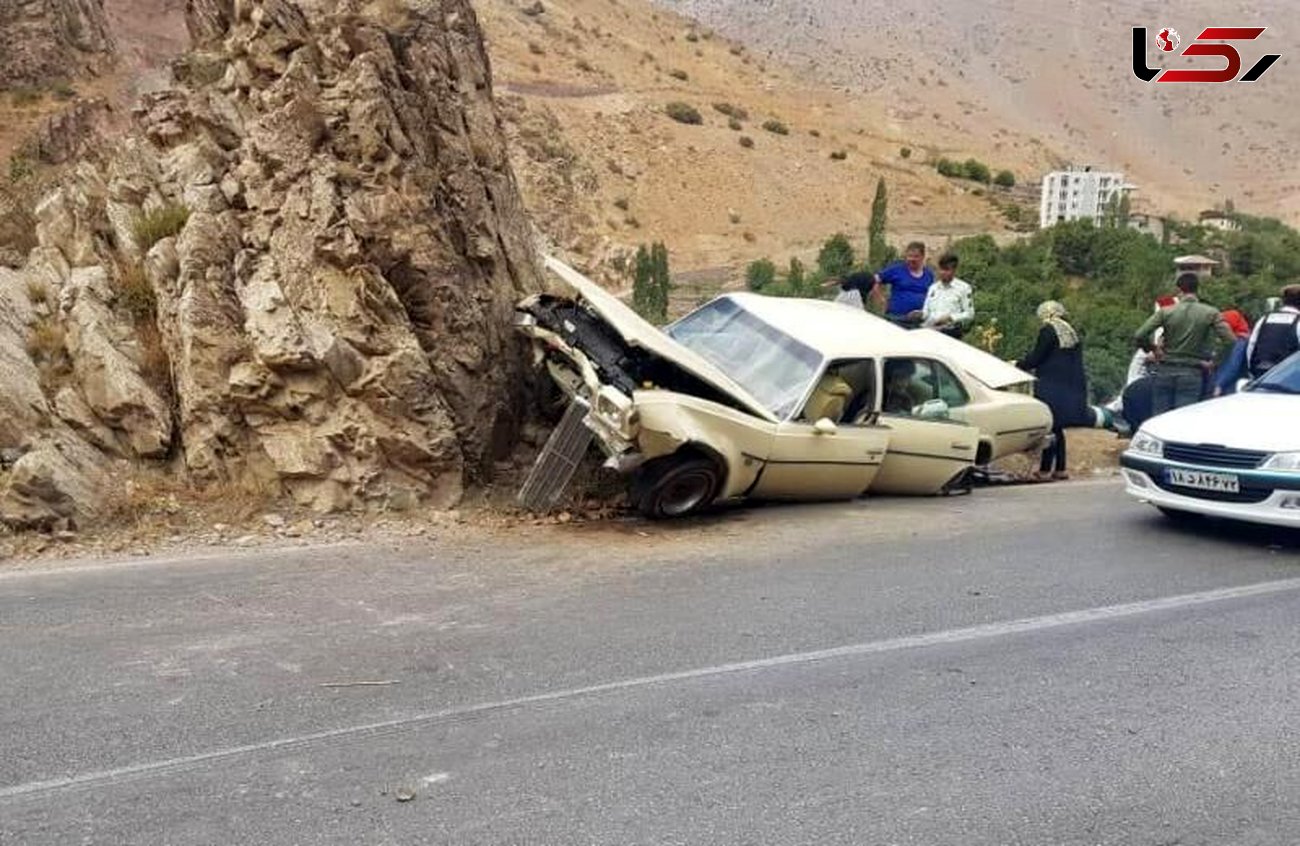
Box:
631;455;723;519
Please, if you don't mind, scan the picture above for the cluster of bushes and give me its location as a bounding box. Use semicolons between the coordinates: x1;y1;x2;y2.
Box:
956;215;1300;400
935;157;1015;187
734;212;1300;403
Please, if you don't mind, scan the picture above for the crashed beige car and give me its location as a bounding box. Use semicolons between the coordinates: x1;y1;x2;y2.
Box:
515;257;1051;517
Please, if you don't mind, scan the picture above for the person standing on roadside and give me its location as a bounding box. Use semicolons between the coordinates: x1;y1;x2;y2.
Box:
1133;274;1237;415
921;253;974;338
1016;301;1090;482
870;241;934;327
1245;284;1300;379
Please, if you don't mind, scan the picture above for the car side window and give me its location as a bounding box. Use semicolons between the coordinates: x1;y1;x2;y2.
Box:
932;360;970;408
800;358;876;424
882;358;936;416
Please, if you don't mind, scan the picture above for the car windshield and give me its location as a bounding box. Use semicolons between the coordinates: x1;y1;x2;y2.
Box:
1248;351;1300;395
667;298;823;419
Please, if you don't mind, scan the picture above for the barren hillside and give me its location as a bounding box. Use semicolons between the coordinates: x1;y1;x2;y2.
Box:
477;0;1044;274
660;0;1300;226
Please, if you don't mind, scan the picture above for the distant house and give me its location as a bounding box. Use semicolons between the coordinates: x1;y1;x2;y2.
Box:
1038;165;1134;229
1127;213;1165;242
1175;254;1220;279
1198;210;1240;232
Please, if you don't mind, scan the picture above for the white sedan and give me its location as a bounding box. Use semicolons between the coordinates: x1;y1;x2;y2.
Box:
1121;351;1300;527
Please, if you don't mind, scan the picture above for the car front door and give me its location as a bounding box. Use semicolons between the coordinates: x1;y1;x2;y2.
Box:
872;357;980;494
750;358;891;499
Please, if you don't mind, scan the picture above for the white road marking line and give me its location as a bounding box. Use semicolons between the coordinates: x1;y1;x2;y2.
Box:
3;575;1299;803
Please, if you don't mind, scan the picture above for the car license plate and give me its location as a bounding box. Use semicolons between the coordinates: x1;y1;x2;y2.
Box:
1167;468;1240;493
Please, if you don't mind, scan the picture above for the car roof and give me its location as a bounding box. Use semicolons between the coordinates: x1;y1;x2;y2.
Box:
719;292;1035;390
723;292;928;358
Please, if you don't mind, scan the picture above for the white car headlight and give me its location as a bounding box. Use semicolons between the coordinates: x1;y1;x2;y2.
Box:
1129;431;1165;457
1261;452;1300;472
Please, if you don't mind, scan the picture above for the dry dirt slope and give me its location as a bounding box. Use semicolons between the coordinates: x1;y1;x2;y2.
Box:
659;0;1300;226
476;0;1037;276
5;0;1043;280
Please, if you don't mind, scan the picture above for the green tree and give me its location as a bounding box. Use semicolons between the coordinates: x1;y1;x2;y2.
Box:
787;257;806;294
651;241;671;318
868;178;889;268
745;258;777;292
633;242;672;323
817;233;856;279
994;169;1016;188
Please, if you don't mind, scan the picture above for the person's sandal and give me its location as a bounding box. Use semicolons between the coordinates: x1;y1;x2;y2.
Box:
1052;471;1070;481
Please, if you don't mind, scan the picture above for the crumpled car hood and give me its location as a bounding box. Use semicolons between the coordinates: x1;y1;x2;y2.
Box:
542;256;778;422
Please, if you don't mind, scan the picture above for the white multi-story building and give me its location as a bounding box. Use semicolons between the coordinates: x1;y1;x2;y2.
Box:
1039;166;1133;229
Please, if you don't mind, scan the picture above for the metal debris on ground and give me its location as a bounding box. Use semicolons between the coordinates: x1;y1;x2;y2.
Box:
517;398;595;512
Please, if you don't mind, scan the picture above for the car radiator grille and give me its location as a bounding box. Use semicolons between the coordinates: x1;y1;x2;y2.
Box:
517;398;595;512
1162;442;1269;469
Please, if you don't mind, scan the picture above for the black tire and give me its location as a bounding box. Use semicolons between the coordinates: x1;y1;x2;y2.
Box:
631;455;723;519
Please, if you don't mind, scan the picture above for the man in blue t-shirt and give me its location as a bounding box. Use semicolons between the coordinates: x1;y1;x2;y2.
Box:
871;241;935;326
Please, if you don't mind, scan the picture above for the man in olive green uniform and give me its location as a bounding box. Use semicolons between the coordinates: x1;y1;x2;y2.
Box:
1133;274;1237;416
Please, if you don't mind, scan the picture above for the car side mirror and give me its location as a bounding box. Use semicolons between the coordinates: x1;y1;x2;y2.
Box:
813;417;839;436
915;399;950;420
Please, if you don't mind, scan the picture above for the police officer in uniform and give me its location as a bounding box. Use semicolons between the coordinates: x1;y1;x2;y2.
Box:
1246;285;1300;379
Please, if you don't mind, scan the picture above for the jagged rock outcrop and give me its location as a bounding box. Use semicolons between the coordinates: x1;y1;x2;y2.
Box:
0;0;542;528
0;0;115;88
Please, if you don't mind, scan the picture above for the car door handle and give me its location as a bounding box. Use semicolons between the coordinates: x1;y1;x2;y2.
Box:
951;443;974;450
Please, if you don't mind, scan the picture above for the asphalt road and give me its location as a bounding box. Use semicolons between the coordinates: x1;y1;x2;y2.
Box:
2;481;1299;845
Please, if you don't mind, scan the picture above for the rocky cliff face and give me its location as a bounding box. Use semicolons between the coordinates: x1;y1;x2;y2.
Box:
0;0;542;529
0;0;116;88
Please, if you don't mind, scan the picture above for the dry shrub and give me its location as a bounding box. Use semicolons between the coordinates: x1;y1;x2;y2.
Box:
109;467;283;531
665;102;702;125
114;260;156;320
712;102;749;120
132;203;189;252
26;316;73;392
25;278;50;305
26;317;65;361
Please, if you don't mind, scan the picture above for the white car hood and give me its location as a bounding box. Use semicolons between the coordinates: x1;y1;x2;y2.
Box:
1142;391;1300;453
542;256;778;421
911;328;1036;390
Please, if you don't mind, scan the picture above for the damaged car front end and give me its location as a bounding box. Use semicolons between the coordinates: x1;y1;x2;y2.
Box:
514;258;786;517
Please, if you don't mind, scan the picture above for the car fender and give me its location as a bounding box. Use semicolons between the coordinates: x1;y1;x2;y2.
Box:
631;391;776;499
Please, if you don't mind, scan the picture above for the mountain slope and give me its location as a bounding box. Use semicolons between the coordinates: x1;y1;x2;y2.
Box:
658;0;1300;226
476;0;1042;274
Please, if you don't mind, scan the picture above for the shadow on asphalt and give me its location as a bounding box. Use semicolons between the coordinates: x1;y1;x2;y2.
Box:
1139;510;1300;553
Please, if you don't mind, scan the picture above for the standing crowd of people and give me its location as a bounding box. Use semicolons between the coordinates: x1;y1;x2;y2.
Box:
825;243;1300;483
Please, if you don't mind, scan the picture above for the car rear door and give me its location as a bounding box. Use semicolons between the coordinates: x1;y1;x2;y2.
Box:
872;357;980;494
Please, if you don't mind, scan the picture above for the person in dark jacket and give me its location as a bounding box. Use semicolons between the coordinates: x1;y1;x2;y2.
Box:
1016;301;1090;482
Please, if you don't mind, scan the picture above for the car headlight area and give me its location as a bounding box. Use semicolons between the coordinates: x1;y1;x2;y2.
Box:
1261;451;1300;472
1127;431;1164;458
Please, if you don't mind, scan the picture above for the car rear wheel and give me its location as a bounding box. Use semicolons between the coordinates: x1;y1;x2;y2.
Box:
631;455;723;519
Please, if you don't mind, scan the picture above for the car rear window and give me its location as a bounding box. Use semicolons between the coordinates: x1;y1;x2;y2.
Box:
668;298;823;419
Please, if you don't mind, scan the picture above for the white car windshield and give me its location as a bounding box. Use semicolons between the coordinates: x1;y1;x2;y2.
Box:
1249;352;1300;395
667;298;823;419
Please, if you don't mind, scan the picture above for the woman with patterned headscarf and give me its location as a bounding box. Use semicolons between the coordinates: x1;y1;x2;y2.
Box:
1016;301;1090;481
